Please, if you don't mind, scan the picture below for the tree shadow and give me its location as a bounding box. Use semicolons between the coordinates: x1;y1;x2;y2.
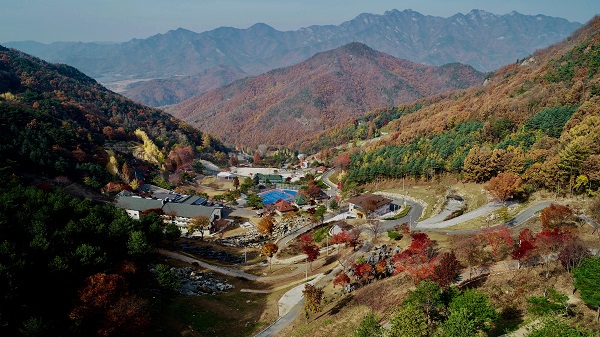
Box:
324;294;355;317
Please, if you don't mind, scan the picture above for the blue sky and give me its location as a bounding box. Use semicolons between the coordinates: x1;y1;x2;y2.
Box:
2;0;599;43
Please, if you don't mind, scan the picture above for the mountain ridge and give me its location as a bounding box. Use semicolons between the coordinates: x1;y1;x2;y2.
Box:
3;9;580;83
167;42;485;149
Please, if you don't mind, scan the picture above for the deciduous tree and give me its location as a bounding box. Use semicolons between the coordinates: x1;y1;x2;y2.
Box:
302;284;323;317
257;215;275;236
333;272;351;290
253;151;261;165
512;240;536;269
261;242;279;271
558;239;590;273
187;215;210;240
478;226;513;260
540;204;574;231
484;172;522;203
431;251;462;289
301;241;320;271
354;263;375;284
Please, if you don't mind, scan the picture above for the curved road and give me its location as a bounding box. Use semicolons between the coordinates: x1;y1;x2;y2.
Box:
164;181;571;337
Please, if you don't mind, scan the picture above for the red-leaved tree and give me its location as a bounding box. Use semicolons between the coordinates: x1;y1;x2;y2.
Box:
518;228;534;243
392;233;437;284
354;263;375;285
302;242;320;271
512;240;536;269
535;229;568;280
431;252;462;289
479;226;514;260
558;239;590;273
333;272;351;290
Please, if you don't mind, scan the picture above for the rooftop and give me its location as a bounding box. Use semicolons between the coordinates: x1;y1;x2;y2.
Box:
347;193;392;212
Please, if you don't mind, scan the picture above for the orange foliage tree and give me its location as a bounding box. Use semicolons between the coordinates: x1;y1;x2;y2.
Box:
261;242;279;271
303;283;324;318
257;215;275;236
540;204;574;231
484;172;522;203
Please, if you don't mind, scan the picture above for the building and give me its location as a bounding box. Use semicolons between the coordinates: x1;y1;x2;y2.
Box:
347;193;393;219
294;194;308;206
114;189;223;234
273;199;296;216
254;173;283;184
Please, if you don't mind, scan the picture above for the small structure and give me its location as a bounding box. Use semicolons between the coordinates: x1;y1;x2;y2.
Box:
294;194;308;206
329;220;352;236
255;173;283;184
217;171;235;180
347;193;393;219
273;199;296;216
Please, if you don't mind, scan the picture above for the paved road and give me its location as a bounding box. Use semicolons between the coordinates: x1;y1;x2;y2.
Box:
417;201;514;229
423;201;555;235
505;201;553;227
376;198;424;232
321;169;338;197
253;300;303;337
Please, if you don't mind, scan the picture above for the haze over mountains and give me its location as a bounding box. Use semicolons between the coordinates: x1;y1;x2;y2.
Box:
168;42;485;149
123;65;248;107
4;9;580;89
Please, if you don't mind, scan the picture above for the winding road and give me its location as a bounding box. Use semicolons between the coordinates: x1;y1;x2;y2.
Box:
165;169;593;337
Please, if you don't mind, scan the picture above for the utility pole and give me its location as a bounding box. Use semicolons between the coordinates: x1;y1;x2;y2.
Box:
305;256;308;281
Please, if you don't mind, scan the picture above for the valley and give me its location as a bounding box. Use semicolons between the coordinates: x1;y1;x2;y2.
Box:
1;5;600;337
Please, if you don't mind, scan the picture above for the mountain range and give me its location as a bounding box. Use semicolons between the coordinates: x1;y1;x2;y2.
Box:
4;9;580;87
167;42;485;149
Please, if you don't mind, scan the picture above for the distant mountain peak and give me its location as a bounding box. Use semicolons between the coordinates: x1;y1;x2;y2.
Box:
5;8;582;81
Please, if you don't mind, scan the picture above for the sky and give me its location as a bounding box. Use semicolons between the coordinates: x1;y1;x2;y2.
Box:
2;0;599;43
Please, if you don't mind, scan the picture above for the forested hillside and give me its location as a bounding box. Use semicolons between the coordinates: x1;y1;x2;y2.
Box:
169;42;484;149
321;17;600;193
0;46;229;336
0;45;228;188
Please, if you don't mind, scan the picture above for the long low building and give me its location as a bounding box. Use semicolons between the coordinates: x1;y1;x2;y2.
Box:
114;190;223;233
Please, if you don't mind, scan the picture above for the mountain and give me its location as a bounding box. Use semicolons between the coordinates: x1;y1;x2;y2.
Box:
4;10;580;85
120;65;247;107
324;17;600;192
0;45;228;187
167;42;485;149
